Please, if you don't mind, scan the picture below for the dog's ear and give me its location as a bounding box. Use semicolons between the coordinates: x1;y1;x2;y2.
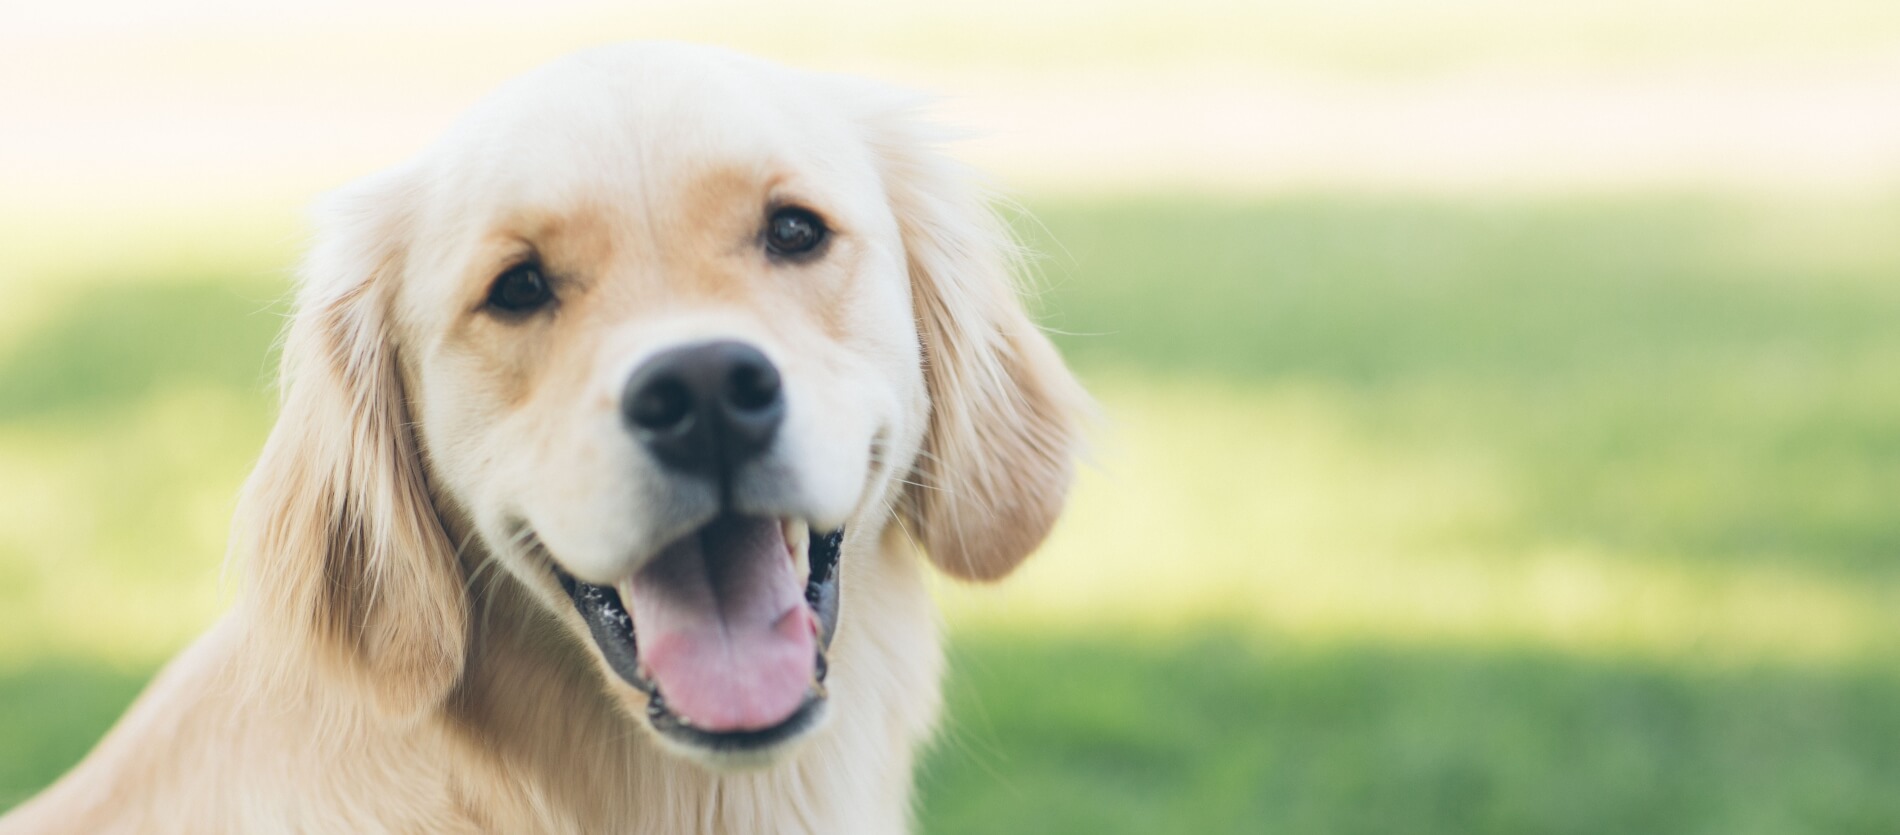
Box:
234;169;466;717
858;97;1092;582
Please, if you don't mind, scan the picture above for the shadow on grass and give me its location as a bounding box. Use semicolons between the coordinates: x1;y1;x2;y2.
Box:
920;629;1900;835
0;279;285;423
1022;196;1900;386
0;659;153;811
6;632;1895;834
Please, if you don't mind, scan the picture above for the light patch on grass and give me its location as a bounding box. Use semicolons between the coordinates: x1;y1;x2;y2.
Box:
0;208;300;366
0;386;268;663
937;375;1900;665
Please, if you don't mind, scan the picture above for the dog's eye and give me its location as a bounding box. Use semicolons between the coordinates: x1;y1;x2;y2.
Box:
487;262;554;314
764;207;827;258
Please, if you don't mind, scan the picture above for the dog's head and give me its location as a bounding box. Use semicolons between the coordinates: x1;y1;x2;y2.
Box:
235;43;1086;765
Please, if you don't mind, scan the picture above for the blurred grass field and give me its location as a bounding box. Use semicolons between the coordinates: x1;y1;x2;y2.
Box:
3;193;1899;830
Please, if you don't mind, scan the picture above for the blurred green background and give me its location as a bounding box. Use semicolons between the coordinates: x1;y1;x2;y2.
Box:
4;2;1900;832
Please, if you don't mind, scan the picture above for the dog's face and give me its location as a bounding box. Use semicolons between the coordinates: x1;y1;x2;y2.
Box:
238;44;1086;767
401;48;927;755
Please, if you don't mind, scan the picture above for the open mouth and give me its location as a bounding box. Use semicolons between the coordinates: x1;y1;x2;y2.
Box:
551;516;842;752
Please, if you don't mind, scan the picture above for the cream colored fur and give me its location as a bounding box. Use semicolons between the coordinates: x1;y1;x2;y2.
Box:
0;43;1086;835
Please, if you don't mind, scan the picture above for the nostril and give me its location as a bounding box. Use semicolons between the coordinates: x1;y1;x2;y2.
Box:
727;361;781;413
629;376;694;432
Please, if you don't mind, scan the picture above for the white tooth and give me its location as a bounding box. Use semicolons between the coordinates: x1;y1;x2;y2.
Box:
615;579;637;613
785;518;811;585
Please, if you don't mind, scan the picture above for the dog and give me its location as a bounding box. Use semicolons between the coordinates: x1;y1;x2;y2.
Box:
0;42;1087;834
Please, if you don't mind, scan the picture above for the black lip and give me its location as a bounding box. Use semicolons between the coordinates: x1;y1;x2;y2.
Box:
646;690;828;753
552;520;844;751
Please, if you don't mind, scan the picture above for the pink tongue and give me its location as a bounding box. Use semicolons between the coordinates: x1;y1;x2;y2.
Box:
626;517;815;733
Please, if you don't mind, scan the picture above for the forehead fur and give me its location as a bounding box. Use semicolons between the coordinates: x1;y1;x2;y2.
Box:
414;43;889;229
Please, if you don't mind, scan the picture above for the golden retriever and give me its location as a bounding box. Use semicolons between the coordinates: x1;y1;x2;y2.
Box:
1;42;1086;834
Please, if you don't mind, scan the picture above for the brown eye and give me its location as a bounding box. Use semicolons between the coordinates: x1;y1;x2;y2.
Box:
487;261;554;313
764;207;826;257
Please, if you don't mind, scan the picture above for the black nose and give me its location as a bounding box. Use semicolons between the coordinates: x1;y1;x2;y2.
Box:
622;340;785;478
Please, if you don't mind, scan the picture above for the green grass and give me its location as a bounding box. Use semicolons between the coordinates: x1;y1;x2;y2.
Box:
0;661;152;811
11;636;1900;833
921;630;1900;835
4;193;1900;831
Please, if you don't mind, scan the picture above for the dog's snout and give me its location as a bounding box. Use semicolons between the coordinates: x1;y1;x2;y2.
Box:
623;341;784;477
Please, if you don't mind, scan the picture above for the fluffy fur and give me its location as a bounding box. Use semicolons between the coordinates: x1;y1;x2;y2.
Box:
1;43;1087;834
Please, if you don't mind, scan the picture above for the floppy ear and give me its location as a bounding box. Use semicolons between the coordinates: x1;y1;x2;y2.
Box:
863;101;1092;582
234;171;466;717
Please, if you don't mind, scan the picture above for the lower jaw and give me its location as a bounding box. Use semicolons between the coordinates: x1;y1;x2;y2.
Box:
644;691;830;758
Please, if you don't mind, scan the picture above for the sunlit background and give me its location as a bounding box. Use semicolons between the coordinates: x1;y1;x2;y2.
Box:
4;2;1900;831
